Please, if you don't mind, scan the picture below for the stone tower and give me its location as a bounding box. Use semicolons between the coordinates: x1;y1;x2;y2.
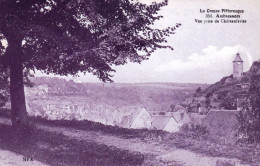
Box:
233;53;243;78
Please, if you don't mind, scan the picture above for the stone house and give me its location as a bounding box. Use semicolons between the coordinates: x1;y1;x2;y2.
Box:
202;109;239;144
119;107;152;129
131;107;152;129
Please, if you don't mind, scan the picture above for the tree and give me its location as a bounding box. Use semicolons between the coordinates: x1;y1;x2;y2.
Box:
236;74;260;143
219;96;236;110
0;65;32;108
0;0;180;127
194;87;202;97
205;92;212;108
195;87;201;93
0;66;9;107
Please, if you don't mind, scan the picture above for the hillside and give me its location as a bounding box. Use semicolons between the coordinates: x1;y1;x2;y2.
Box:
181;60;260;113
25;77;208;112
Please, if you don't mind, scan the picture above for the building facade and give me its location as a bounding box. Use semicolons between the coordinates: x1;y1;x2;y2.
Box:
233;53;243;78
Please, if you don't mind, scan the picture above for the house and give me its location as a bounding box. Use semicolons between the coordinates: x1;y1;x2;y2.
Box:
202;109;239;143
151;116;180;133
119;107;152;129
198;107;209;115
131;107;152;129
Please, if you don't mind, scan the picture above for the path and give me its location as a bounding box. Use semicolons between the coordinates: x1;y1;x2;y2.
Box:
0;117;249;166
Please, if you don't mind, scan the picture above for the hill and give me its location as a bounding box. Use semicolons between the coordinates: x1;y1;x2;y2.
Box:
25;77;208;112
181;60;260;113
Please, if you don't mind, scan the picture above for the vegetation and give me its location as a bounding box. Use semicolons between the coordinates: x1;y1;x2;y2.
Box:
179;123;209;139
183;60;260;111
195;87;202;93
26;77;201;112
0;0;180;127
0;67;33;107
0;110;260;165
219;96;236;110
236;74;260;144
194;87;202;97
0;66;9;107
0;124;145;166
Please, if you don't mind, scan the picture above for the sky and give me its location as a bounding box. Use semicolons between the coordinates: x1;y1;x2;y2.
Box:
17;0;260;83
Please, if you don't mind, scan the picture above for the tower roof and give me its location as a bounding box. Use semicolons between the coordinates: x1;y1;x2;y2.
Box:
233;53;243;62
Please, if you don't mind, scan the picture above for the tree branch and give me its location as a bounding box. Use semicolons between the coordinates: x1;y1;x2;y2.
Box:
41;0;72;24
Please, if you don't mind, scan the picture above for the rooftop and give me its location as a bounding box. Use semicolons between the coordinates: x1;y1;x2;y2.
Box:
233;53;243;62
151;116;177;130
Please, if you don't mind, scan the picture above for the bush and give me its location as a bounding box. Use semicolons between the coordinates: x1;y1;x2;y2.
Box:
179;123;209;139
220;97;236;110
0;108;11;118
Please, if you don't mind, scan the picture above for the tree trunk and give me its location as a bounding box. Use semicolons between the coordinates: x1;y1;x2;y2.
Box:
6;39;28;128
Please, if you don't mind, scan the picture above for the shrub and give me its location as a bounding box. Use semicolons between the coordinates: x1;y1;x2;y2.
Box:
0;108;11;118
220;97;236;110
236;75;260;144
179;123;209;139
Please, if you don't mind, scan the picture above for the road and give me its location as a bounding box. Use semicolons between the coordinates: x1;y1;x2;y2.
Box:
0;117;249;166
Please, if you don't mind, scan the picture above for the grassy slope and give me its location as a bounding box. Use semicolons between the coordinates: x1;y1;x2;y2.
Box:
0;108;259;166
0;124;146;166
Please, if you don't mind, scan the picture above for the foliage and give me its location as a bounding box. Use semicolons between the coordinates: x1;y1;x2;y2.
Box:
204;92;212;108
205;96;211;108
196;87;202;93
0;0;181;125
194;87;202;97
196;103;201;109
219;96;236;110
217;90;228;100
179;123;209;139
0;66;34;108
236;74;260;144
0;66;9;107
0;0;180;82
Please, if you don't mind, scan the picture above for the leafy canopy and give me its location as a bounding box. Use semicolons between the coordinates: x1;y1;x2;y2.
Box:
0;0;180;82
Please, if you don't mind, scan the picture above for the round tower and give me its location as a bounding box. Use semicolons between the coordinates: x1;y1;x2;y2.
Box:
233;53;243;78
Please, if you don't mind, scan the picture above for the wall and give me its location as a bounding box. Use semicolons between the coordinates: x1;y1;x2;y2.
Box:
233;62;243;77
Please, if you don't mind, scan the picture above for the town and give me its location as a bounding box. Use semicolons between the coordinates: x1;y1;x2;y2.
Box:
14;54;247;134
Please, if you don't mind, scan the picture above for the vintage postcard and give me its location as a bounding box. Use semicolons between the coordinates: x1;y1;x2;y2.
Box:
0;0;260;165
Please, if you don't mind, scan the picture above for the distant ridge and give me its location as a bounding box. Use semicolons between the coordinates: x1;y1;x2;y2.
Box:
26;76;208;112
